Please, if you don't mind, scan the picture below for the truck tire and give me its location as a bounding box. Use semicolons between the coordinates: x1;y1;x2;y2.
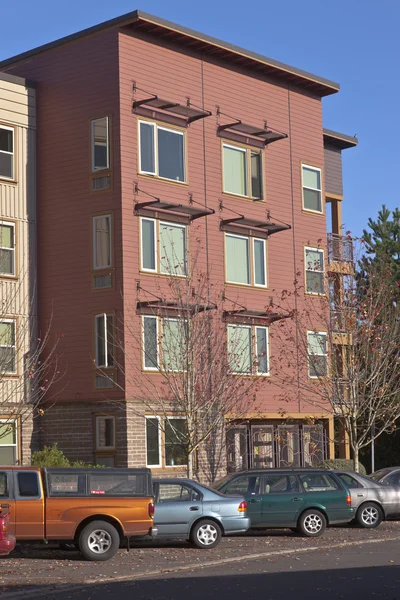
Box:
78;520;120;561
297;509;326;537
356;503;383;528
190;519;222;549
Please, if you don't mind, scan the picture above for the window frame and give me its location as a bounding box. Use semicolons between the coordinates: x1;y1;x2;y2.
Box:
91;117;110;173
0;124;15;182
0;418;18;464
227;324;270;376
222;141;264;201
95;415;116;452
304;246;325;295
0;318;17;375
138;119;186;184
307;330;328;379
302;164;323;214
140;217;188;277
94;313;114;369
145;415;162;468
0;220;16;277
164;416;187;468
225;233;267;288
92;214;112;270
142;315;186;373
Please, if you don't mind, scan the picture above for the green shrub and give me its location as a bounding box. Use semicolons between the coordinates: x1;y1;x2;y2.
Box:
31;443;70;467
316;458;367;475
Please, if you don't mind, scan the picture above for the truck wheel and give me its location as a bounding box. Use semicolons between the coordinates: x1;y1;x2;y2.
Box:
356;503;383;528
190;520;222;549
78;520;120;561
298;509;326;537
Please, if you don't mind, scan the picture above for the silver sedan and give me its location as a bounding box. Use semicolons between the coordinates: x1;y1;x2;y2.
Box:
153;478;250;549
334;471;400;528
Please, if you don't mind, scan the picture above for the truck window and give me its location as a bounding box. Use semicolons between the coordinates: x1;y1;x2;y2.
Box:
88;473;148;496
47;473;86;496
0;473;8;497
17;472;40;497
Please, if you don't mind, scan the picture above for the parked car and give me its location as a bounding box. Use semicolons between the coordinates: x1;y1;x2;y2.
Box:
333;470;400;527
370;467;400;487
214;469;353;537
153;478;250;549
0;511;16;556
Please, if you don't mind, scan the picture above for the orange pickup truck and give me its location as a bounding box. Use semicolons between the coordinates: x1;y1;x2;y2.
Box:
0;466;157;561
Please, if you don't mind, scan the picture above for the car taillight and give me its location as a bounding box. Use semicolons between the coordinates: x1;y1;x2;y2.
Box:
346;495;352;505
238;501;247;513
148;502;155;518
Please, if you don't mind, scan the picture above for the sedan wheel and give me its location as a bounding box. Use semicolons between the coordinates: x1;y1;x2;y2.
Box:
298;509;326;537
190;519;222;549
356;503;383;528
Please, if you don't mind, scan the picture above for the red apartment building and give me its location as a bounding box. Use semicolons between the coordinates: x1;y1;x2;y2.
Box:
0;10;357;475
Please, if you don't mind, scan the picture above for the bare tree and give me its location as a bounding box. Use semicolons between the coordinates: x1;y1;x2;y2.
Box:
269;240;400;472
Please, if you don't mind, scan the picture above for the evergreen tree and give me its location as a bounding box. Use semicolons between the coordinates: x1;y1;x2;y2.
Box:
360;204;400;286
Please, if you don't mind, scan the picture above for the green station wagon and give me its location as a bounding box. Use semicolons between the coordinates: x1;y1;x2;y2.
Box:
214;469;353;537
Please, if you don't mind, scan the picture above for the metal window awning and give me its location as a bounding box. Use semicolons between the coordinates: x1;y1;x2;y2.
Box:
137;300;217;315
132;94;212;124
223;310;291;324
220;216;291;236
218;119;288;146
135;199;215;221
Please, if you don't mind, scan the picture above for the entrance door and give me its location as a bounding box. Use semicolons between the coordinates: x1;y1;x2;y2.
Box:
261;473;305;526
13;471;45;539
251;426;274;469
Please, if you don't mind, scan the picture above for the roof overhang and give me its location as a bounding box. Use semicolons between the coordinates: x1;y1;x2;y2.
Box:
220;216;291;238
323;128;358;150
137;300;217;315
0;10;340;98
135;199;214;222
223;310;291;324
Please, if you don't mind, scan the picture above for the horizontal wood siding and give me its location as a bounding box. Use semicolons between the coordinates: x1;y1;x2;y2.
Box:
324;144;343;196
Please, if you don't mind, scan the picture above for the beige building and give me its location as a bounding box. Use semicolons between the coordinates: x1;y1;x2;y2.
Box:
0;72;36;464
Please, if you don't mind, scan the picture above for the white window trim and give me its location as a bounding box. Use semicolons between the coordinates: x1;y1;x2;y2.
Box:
94;313;113;368
228;324;269;376
138;120;186;183
145;416;162;468
255;325;270;376
302;165;322;214
95;415;116;451
0;418;18;462
0;221;15;277
0;125;14;181
140;217;187;277
222;143;264;200
165;416;187;468
0;318;16;375
307;330;328;379
142;315;159;371
140;217;157;273
93;215;112;270
91;117;109;172
225;233;267;288
304;246;325;295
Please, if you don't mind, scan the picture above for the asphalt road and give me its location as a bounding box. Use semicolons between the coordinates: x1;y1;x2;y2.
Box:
2;523;400;599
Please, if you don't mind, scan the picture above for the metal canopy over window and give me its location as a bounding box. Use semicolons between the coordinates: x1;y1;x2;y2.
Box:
132;88;212;125
137;299;216;315
223;310;290;324
218;119;288;147
135;199;214;222
220;216;291;237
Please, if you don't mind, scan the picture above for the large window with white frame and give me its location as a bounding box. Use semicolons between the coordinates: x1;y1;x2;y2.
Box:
307;331;328;378
0;419;18;465
140;217;187;276
302;165;322;213
222;143;263;200
93;215;112;270
142;316;186;372
139;120;185;183
91;117;109;172
227;324;269;375
94;313;114;368
0;221;15;276
0;319;16;375
225;233;266;287
305;247;325;294
165;417;187;467
0;126;14;180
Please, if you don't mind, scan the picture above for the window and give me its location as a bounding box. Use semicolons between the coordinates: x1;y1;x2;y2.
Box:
0;222;15;277
94;314;114;368
308;331;328;378
146;417;161;467
17;472;40;497
165;418;187;467
91;117;109;172
88;473;150;496
157;483;200;503
263;475;299;494
222;143;263;200
95;415;115;451
140;218;187;276
383;472;400;486
0;320;16;374
48;473;86;496
302;165;322;213
223;475;260;495
227;325;269;375
305;247;325;294
0;126;14;180
93;215;112;270
225;233;266;287
0;472;8;497
337;473;362;489
139;121;185;183
0;420;17;465
299;473;341;492
142;316;186;371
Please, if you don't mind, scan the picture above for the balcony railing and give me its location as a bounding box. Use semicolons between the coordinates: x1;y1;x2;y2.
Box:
332;378;358;410
327;233;354;263
330;307;356;332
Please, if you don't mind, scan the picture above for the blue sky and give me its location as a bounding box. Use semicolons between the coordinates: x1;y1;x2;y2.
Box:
1;0;398;237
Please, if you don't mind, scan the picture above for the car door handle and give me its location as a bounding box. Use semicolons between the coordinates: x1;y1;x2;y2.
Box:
1;504;9;509
189;506;200;511
248;499;261;503
292;497;303;502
